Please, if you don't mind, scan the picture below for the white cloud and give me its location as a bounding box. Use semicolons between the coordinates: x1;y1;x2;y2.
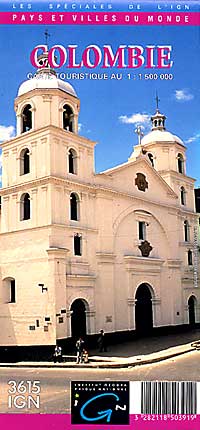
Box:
0;125;15;142
185;132;200;144
119;113;150;126
175;89;194;102
78;123;91;134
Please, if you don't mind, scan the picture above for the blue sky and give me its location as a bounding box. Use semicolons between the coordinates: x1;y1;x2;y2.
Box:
0;23;199;185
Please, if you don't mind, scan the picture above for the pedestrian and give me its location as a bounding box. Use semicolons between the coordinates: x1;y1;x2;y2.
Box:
82;349;89;363
53;345;62;363
76;337;85;363
97;329;107;352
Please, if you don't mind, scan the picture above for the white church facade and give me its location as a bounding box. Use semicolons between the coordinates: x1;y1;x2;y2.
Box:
0;58;199;354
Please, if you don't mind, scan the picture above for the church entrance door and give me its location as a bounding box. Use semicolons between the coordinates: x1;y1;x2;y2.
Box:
71;299;87;339
188;296;196;326
135;284;153;335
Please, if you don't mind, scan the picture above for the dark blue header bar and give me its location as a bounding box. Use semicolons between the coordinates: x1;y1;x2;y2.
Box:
0;1;199;13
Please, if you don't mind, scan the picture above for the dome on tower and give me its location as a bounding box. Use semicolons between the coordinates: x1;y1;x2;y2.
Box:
141;129;183;146
17;49;77;98
17;74;77;98
141;108;183;146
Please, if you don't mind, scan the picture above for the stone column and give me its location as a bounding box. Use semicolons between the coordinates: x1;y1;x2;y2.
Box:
3;151;9;187
31;141;37;178
11;148;17;185
11;194;18;231
16;113;21;136
127;298;137;330
184;304;189;324
151;298;161;327
40;137;48;176
30;188;38;227
2;196;10;232
66;309;73;337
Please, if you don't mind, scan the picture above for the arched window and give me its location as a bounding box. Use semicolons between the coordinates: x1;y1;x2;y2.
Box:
181;186;186;205
148;153;154;167
70;298;88;338
63;104;74;132
70;193;79;221
74;234;82;256
184;220;190;242
22;104;32;133
177;153;184;174
188;250;193;266
20;193;30;220
68;148;77;174
3;278;16;303
10;279;16;303
188;295;196;325
138;221;146;240
20;148;30;175
135;283;153;334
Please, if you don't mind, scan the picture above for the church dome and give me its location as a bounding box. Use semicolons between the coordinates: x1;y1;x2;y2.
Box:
17;74;77;97
141;107;183;146
141;129;183;146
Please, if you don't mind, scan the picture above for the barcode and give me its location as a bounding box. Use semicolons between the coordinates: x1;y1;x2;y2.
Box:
130;381;200;414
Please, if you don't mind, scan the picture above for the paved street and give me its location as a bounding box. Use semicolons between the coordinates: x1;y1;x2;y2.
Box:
0;350;199;414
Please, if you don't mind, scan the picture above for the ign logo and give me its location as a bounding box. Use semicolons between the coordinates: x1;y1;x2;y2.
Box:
71;381;129;425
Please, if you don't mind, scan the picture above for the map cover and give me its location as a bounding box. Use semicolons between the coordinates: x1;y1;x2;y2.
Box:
0;0;199;429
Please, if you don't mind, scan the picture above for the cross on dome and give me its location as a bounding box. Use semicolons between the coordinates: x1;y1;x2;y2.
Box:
155;92;160;112
36;43;56;77
44;29;50;48
135;125;144;145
